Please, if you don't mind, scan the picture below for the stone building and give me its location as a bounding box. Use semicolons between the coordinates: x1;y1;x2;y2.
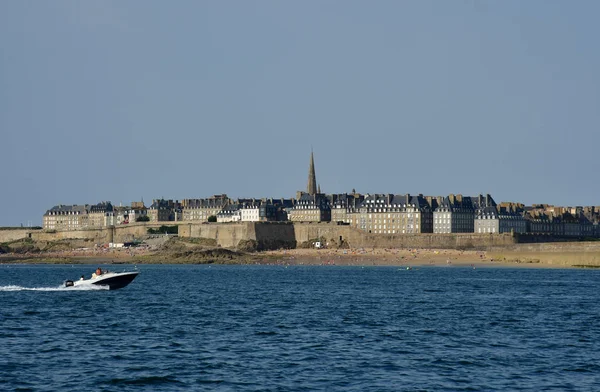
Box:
148;199;179;222
43;202;114;230
43;204;88;230
307;150;317;196
475;195;526;234
237;199;280;222
330;191;364;225
524;210;554;234
288;151;331;222
524;205;599;237
289;193;331;222
114;201;148;224
274;199;295;221
181;194;232;222
217;204;241;222
355;193;434;234
433;194;476;233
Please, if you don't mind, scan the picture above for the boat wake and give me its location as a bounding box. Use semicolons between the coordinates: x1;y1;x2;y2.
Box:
0;284;109;292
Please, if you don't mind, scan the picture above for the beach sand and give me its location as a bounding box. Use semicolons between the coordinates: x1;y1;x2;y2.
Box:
2;246;596;269
257;248;569;268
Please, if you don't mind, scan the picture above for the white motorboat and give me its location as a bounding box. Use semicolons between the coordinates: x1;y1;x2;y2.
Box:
65;270;139;290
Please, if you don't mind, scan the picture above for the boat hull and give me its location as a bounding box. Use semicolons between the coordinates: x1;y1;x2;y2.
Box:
66;271;139;290
91;272;139;290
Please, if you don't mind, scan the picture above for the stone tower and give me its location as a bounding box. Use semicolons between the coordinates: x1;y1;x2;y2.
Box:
307;150;317;195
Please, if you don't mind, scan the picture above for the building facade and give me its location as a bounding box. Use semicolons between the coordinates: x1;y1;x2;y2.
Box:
181;195;231;222
475;195;526;234
148;199;179;222
289;193;331;222
216;204;241;222
330;192;364;225
433;194;475;233
355;194;434;234
43;202;114;230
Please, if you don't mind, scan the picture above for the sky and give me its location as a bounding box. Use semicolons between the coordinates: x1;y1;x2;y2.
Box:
1;1;599;226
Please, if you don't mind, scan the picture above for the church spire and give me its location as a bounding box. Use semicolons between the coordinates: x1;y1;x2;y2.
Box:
307;150;317;195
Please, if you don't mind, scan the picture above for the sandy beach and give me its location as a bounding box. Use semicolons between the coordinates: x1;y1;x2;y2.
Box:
2;243;598;269
257;248;567;268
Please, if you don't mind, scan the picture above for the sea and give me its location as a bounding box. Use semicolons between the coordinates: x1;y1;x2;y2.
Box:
1;263;599;391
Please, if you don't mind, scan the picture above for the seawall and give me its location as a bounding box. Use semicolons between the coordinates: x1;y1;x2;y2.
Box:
0;229;37;243
6;222;598;251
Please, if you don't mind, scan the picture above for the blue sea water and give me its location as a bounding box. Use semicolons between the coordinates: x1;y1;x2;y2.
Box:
1;264;600;391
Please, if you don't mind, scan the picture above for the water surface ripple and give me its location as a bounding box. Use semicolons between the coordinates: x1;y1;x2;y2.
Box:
1;264;599;391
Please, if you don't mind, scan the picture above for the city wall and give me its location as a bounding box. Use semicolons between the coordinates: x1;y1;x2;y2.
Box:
1;223;175;245
178;223;253;248
0;229;37;243
177;222;518;249
272;223;517;249
6;222;600;251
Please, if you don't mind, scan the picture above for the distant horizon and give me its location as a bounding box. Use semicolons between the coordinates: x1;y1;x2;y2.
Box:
37;188;598;215
2;1;599;226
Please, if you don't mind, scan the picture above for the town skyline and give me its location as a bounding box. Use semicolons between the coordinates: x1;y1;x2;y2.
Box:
39;151;600;240
2;2;600;226
24;149;600;227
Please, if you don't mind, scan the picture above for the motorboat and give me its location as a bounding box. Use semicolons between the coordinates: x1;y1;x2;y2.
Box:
65;270;139;290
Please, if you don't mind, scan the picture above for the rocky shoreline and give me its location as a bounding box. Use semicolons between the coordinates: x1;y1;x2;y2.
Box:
2;236;599;268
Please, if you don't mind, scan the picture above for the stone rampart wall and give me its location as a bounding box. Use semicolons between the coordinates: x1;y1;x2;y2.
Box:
179;222;517;250
0;229;38;243
491;241;600;253
178;222;252;248
8;223;176;244
31;228;106;242
290;223;516;249
11;223;600;251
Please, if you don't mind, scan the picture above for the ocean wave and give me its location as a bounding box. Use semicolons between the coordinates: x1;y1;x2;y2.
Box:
0;284;108;292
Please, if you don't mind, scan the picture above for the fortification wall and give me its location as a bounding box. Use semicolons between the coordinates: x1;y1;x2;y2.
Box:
178;222;253;248
112;223;163;243
491;241;600;253
22;223;170;244
5;222;572;251
0;229;38;243
290;223;516;249
31;228;106;242
347;232;517;249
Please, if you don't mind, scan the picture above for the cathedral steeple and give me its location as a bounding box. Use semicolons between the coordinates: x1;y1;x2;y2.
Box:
307;150;317;195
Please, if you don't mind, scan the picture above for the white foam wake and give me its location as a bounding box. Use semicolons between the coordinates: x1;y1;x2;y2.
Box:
0;284;109;292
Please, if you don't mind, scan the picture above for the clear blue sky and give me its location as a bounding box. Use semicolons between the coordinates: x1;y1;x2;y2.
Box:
1;1;599;226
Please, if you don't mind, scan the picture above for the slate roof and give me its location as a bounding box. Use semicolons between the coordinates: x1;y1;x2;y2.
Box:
217;204;241;216
45;202;113;215
45;204;90;215
435;195;476;212
181;196;231;209
358;194;432;212
89;202;113;213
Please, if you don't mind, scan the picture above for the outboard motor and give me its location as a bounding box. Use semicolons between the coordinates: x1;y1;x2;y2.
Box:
65;280;74;287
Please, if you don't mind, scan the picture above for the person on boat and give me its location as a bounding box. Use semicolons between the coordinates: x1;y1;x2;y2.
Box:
96;267;102;276
80;275;84;281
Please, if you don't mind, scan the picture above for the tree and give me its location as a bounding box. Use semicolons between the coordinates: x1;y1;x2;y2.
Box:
208;215;217;222
136;215;150;222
